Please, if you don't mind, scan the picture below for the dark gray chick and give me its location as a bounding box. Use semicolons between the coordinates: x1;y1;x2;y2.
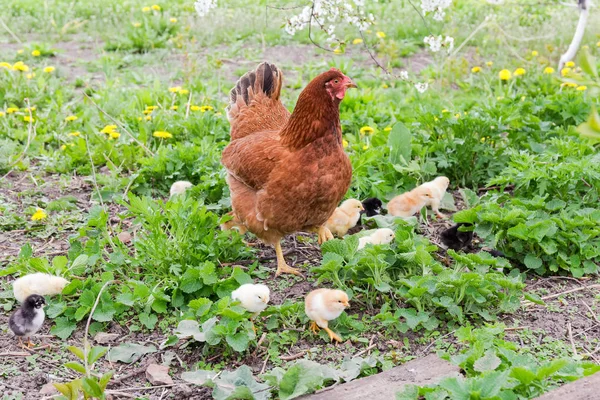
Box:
9;294;46;349
440;223;474;251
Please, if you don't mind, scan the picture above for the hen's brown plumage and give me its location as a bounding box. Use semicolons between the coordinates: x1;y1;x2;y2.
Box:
221;62;355;276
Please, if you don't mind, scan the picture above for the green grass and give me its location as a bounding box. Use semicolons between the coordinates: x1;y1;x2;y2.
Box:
1;0;600;398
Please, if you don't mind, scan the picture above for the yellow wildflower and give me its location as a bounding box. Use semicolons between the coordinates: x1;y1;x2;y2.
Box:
24;116;34;122
190;105;201;111
69;131;81;136
376;31;386;38
362;145;369;150
151;4;161;11
381;83;388;88
133;22;142;28
31;208;47;221
31;50;41;57
561;67;571;77
359;126;374;135
486;61;493;67
100;125;118;134
142;6;151;12
170;106;178;110
60;145;67;150
352;38;363;45
384;126;392;132
576;85;587;91
7;107;19;114
455;113;461;119
153;131;172;139
170;18;177;23
66;115;78;122
144;109;154;115
43;66;55;73
17;49;23;54
531;50;538;57
543;67;555;74
0;112;4;117
168;86;181;93
565;61;575;68
333;48;342;54
342;139;349;148
441;109;450;113
471;66;481;73
13;61;29;72
0;62;11;68
499;69;512;80
108;131;120;139
200;105;214;112
560;82;578;88
26;73;35;79
480;137;486;143
23;106;36;112
513;68;526;76
521;96;526;101
178;89;189;95
145;115;152;121
597;41;600;47
146;105;158;110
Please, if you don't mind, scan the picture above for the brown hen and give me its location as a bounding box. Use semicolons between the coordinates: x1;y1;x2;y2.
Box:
221;62;355;276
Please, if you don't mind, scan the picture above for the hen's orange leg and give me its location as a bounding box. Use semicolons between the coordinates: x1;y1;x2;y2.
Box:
274;242;304;277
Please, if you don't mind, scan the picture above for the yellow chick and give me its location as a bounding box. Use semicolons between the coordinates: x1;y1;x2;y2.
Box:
419;176;450;218
231;283;270;315
388;186;433;217
220;211;248;235
169;181;193;197
325;199;364;237
13;273;69;303
357;228;396;250
305;288;349;342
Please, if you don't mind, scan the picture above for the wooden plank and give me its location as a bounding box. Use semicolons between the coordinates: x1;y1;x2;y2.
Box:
534;372;600;400
301;354;461;400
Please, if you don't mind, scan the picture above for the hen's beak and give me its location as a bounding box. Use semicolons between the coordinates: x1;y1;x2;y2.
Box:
345;79;358;89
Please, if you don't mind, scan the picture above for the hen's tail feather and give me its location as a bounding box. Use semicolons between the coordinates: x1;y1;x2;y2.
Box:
227;62;289;140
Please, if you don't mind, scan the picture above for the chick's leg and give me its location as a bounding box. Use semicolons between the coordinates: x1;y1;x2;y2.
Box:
274;242;304;277
311;226;334;245
430;198;446;219
309;321;320;334
315;320;342;343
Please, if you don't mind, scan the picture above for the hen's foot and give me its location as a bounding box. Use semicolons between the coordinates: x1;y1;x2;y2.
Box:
275;242;304;278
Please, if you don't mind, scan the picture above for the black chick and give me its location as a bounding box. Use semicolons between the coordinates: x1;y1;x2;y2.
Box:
362;197;383;217
9;294;46;349
440;223;474;251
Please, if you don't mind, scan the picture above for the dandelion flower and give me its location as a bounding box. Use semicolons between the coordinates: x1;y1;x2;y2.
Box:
26;73;35;79
441;109;450;113
153;130;172;139
168;86;181;93
561;67;571;77
565;61;575;68
352;38;363;45
142;6;151;12
108;131;120;139
12;61;29;72
100;125;118;134
513;68;526;76
486;61;493;67
69;131;81;136
170;105;178;110
362;145;369;150
133;22;142;28
0;62;12;68
384;126;392;132
454;113;461;119
359;126;374;135
143;109;153;115
471;66;481;73
146;105;158;110
200;105;213;112
24;116;34;122
0;112;4;117
190;105;201;111
31;50;41;57
60;144;66;150
43;66;55;73
342;139;349;148
381;83;388;88
531;50;539;57
170;17;177;23
31;208;47;221
560;82;578;88
576;85;587;91
65;115;78;122
178;89;189;95
151;4;161;11
145;115;152;121
543;67;555;74
376;31;386;38
499;69;511;80
7;107;19;114
23;106;36;112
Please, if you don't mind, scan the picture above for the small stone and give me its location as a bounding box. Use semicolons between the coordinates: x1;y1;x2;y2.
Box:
39;383;58;395
178;384;193;396
94;332;119;344
117;231;132;244
146;364;173;386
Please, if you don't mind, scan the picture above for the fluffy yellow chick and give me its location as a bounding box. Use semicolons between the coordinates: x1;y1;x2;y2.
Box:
169;181;193;198
231;283;270;315
13;273;69;303
220;211;248;235
325;199;364;237
419;176;450;218
357;228;396;250
388;186;432;217
305;288;349;342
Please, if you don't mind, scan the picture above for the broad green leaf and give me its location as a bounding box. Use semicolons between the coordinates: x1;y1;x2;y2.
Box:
181;370;216;386
139;312;158;330
510;366;536;385
473;350;501;372
524;292;545;305
577;47;598;78
106;342;157;363
388;122;412;165
189;298;213;318
70;254;89;272
82;377;103;398
278;360;339;400
523;254;542;270
67;346;85;361
51;317;77;340
212;365;271;400
64;362;87;374
226;331;250;352
175;320;206;342
88;346;108;365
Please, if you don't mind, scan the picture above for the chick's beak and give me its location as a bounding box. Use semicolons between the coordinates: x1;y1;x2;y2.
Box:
342;300;350;307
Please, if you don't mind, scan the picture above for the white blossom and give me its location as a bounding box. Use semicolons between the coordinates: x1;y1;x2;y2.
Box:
194;0;217;17
399;70;409;80
424;34;454;54
414;82;428;93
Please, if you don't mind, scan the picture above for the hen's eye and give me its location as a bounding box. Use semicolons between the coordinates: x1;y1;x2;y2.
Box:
334;79;339;84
